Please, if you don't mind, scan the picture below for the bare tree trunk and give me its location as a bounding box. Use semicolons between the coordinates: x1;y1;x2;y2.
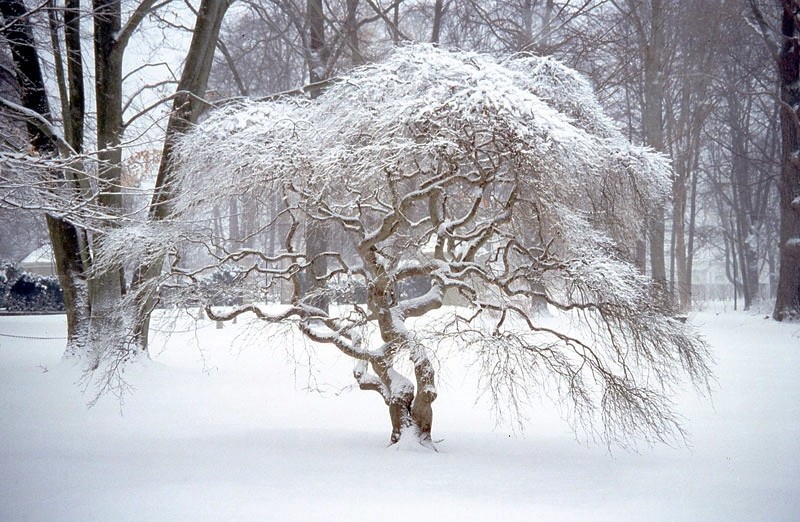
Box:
431;0;445;44
345;0;362;63
392;0;400;44
616;0;668;296
93;0;123;214
46;2;70;137
43;0;91;344
672;151;696;311
749;0;800;319
521;0;533;49
541;0;554;49
669;76;707;312
409;343;436;440
229;196;240;248
685;167;699;307
307;0;326;85
4;0;228;360
64;0;84;151
673;170;688;309
90;0;126;360
643;0;667;298
304;0;329;311
774;1;800;320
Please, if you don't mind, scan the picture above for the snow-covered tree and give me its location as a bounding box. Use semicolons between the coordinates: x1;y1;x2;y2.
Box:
104;45;711;447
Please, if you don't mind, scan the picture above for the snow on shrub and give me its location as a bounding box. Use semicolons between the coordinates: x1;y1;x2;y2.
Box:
0;260;64;312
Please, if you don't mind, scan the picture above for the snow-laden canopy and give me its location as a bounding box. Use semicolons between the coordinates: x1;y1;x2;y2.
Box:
173;44;668;250
156;45;676;319
104;45;708;447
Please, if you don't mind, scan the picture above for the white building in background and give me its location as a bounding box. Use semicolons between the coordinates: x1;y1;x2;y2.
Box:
20;245;56;277
692;254;732;302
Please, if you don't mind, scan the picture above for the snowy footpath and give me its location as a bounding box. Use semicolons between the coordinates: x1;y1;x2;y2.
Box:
1;308;798;521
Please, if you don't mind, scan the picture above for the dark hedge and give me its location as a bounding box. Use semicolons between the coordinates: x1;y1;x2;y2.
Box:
1;260;64;312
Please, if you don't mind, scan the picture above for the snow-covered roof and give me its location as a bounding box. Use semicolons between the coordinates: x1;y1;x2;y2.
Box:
21;244;54;265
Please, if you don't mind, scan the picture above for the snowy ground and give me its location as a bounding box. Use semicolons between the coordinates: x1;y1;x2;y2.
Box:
1;306;798;521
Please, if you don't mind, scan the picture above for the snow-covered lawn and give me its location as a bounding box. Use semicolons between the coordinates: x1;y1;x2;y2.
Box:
1;308;798;521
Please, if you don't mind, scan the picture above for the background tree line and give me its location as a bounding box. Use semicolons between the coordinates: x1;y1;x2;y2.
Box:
198;0;793;317
0;0;798;358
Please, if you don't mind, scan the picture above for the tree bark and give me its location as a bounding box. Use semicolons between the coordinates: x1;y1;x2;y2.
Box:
685;167;699;307
431;0;445;44
79;0;133;365
643;0;667;298
774;1;800;320
93;0;124;211
345;0;362;62
1;0;55;152
65;0;84;153
673;164;689;309
304;0;330;311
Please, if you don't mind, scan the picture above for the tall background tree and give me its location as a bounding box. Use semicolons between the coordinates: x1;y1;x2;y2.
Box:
1;0;231;369
750;0;800;320
1;0;91;352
